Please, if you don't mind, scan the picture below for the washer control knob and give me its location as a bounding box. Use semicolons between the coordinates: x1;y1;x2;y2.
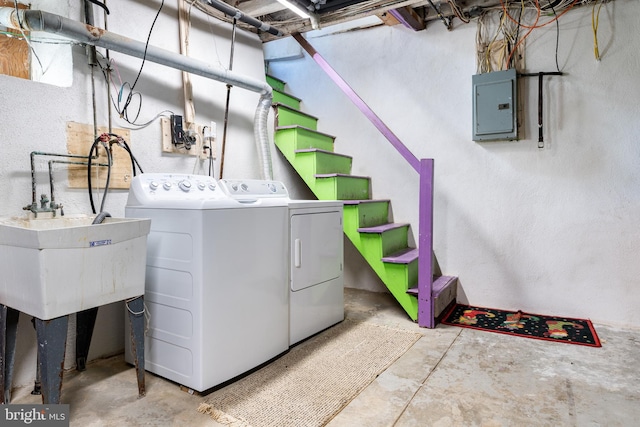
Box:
149;181;159;191
179;180;192;192
197;182;206;191
231;184;238;191
267;183;276;193
208;183;216;191
163;182;172;191
241;183;249;192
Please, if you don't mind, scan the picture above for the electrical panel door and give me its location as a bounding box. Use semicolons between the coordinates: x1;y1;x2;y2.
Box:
472;69;517;141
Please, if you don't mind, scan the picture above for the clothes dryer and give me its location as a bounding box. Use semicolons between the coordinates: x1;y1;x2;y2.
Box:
288;200;344;345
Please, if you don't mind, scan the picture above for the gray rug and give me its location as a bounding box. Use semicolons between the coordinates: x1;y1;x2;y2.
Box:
198;319;421;427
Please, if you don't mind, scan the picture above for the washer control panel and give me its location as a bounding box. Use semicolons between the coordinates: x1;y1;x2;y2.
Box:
127;173;227;208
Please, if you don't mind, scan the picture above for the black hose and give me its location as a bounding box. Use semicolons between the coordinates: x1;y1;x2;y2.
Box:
119;140;144;175
87;133;143;213
87;141;98;214
87;135;113;214
92;211;112;225
101;148;112;213
87;137;110;214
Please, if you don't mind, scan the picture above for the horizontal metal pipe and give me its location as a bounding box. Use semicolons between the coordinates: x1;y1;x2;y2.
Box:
16;9;272;95
2;7;276;179
198;0;283;37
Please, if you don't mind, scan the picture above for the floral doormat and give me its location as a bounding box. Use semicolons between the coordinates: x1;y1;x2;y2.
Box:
441;304;601;347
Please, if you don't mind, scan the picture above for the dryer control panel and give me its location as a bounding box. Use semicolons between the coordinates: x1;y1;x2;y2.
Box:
219;179;289;199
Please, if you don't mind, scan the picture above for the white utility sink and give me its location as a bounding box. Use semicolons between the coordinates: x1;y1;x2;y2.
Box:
0;215;151;320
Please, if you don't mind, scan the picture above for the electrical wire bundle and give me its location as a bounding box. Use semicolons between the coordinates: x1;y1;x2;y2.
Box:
475;0;591;73
476;6;526;73
88;0;168;129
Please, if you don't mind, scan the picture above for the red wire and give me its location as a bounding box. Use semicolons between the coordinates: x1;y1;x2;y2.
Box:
499;0;579;30
506;0;541;68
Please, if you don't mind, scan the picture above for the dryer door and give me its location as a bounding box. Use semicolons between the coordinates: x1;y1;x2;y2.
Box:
291;211;342;292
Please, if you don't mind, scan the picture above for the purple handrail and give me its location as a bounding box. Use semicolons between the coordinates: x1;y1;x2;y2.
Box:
292;34;420;173
292;33;435;327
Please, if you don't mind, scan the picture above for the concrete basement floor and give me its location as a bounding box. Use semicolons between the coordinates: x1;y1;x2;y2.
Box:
10;288;640;426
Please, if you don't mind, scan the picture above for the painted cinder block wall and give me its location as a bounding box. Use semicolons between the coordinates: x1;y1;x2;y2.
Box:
266;1;640;328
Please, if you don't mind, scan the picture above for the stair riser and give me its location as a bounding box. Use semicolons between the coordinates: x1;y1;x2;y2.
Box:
276;107;318;130
275;128;335;155
266;75;286;91
343;202;389;230
273;90;301;109
359;227;409;260
296;152;352;179
384;260;418;290
435;278;457;319
275;130;335;171
315;177;370;200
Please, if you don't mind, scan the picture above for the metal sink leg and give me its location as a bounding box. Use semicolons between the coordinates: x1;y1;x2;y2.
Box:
0;304;20;404
126;296;146;397
34;315;68;404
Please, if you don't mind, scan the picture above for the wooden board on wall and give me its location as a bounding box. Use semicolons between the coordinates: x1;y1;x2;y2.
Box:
66;122;134;189
0;1;30;79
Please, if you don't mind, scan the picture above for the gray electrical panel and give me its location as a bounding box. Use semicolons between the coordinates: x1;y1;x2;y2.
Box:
472;69;517;141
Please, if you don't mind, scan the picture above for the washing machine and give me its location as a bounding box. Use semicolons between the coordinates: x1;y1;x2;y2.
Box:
288;200;344;345
124;173;290;392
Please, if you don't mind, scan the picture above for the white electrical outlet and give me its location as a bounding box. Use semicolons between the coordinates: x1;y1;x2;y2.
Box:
201;121;217;160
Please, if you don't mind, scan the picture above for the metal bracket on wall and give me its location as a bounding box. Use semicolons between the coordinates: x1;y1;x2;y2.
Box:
426;0;451;30
518;71;564;149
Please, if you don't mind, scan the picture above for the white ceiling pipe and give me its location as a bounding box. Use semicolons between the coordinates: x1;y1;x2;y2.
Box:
197;0;284;37
0;7;275;180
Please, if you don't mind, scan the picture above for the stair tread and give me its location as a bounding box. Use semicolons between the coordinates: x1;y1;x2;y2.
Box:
381;248;418;264
274;103;319;119
276;125;336;140
295;148;352;159
316;173;370;179
406;275;458;296
343;199;390;205
434;275;457;294
358;222;410;233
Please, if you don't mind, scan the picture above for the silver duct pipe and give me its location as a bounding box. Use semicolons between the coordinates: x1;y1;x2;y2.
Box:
197;0;283;37
255;93;274;181
0;7;275;180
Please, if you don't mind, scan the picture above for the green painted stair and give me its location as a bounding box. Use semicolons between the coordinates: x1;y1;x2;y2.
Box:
268;74;456;322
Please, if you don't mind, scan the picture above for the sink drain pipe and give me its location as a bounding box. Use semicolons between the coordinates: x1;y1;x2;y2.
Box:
0;7;277;180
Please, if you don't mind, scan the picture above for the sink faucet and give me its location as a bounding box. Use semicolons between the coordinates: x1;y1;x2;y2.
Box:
23;194;63;218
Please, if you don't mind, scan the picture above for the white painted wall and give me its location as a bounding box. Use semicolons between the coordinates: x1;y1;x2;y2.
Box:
0;0;276;388
266;1;640;328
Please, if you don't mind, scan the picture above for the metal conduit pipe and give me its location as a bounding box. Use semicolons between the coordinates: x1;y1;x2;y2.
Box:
197;0;283;37
0;7;276;180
